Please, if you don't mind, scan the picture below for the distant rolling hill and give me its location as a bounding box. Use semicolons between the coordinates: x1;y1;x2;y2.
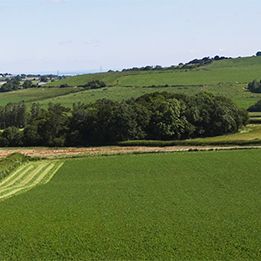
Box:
1;56;261;109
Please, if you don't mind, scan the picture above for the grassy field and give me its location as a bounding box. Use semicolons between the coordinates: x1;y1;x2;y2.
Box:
0;87;81;107
0;151;260;259
42;56;261;109
116;56;261;87
0;56;260;109
49;56;261;87
38;83;260;109
48;72;122;87
120;124;261;147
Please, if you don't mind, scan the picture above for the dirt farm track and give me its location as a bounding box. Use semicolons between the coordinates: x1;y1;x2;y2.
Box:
0;145;261;159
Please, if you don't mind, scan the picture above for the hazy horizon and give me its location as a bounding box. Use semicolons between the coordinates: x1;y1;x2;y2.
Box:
1;0;261;74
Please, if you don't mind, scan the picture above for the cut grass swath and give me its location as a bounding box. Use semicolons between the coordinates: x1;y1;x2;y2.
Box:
0;161;63;201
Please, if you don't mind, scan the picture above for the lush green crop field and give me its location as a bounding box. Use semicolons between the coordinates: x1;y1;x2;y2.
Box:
0;87;81;106
0;150;260;260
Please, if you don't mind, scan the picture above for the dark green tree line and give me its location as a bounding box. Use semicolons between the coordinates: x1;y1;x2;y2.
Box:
0;92;248;147
0;103;26;129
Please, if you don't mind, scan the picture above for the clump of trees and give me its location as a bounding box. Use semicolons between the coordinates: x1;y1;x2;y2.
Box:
248;100;261;112
80;80;106;89
22;80;34;89
182;56;228;69
1;77;21;92
0;78;37;92
0;92;248;147
40;76;49;83
0;74;63;93
247;80;261;93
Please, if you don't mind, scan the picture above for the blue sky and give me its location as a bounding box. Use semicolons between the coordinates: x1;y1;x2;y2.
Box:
0;0;260;74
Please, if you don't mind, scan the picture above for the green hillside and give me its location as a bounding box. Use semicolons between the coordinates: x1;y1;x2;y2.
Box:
38;83;258;109
49;56;261;87
0;87;81;107
45;56;261;109
1;56;261;109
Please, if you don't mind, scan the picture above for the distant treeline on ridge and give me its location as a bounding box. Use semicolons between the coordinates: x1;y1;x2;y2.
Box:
119;55;229;72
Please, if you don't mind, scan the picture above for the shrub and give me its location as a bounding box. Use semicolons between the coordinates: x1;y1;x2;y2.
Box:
247;80;261;93
59;84;70;88
81;80;106;89
248;100;261;112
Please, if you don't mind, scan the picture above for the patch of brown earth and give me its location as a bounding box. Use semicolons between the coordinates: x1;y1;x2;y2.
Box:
0;145;260;159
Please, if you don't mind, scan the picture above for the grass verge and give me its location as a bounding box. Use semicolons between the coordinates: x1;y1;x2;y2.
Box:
119;125;261;147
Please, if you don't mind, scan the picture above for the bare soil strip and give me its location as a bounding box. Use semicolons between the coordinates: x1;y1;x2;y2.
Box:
0;146;260;159
0;161;63;201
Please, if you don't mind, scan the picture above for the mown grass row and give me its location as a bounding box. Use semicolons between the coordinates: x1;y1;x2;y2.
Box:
249;118;261;124
0;160;63;201
249;112;261;118
0;153;31;181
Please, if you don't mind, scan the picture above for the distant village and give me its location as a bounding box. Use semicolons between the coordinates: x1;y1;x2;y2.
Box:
0;73;64;92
